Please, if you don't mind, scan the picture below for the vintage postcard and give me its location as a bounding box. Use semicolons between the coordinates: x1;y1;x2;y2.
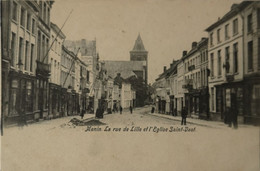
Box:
1;0;259;170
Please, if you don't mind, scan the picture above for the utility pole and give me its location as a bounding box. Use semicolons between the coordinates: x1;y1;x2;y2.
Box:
41;10;73;63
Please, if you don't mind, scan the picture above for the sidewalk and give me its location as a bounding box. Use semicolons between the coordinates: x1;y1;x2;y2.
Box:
146;112;254;129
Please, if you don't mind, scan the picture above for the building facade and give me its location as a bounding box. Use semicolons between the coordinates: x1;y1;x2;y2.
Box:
1;0;52;124
49;22;65;118
242;2;260;124
206;2;250;122
182;38;209;119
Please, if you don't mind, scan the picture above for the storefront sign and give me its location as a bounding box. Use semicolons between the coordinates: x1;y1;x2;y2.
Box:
226;89;231;107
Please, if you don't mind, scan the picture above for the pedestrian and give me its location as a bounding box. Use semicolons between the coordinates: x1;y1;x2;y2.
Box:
80;108;85;119
151;106;155;113
130;106;133;114
120;106;123;114
181;107;187;125
230;94;238;129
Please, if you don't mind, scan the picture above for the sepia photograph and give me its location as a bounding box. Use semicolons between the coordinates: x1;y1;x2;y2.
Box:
1;0;260;170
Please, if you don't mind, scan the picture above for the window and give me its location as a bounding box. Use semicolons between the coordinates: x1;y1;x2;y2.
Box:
12;1;17;21
25;41;29;71
257;8;260;29
233;18;238;35
51;36;54;50
18;37;24;66
26;13;31;31
210;53;214;77
37;31;41;60
11;32;16;66
20;8;25;27
225;46;230;73
217;29;221;43
210;32;213;46
206;50;208;61
248;14;253;33
42;35;45;61
218;50;222;76
30;44;34;72
87;71;90;82
47;8;50;25
233;43;238;73
58;42;61;55
44;3;46;23
248;41;253;71
32;19;35;34
225;24;229;39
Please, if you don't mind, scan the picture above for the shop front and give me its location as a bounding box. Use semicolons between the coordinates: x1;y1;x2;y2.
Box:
244;75;260;125
6;70;36;125
220;81;244;124
49;83;61;118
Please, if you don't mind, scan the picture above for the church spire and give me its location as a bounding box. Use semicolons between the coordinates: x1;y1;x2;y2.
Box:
132;33;146;51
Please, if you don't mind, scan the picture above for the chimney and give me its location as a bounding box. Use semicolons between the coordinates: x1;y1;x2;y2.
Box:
183;51;187;57
192;42;197;49
164;66;167;72
170;63;173;67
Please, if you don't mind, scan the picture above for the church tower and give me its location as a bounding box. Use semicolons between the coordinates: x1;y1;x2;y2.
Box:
130;34;148;85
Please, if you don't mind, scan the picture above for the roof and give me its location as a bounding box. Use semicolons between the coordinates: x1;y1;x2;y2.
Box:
156;60;179;81
131;34;147;52
205;1;252;32
103;60;144;79
50;22;66;39
182;38;208;60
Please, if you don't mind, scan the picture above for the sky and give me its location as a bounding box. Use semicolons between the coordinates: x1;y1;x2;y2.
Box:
51;0;243;84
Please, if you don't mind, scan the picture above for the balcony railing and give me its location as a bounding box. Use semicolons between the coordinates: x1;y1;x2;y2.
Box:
36;60;51;77
188;65;195;71
226;74;234;82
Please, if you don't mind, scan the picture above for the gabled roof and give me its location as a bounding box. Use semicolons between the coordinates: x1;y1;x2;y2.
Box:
103;60;144;79
131;33;147;51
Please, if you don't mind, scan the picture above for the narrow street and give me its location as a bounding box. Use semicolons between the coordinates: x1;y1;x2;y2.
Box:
2;107;259;171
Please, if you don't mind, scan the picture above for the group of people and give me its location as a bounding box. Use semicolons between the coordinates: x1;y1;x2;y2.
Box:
112;103;133;114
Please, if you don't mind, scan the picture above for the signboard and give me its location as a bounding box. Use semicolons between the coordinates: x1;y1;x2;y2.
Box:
226;88;231;107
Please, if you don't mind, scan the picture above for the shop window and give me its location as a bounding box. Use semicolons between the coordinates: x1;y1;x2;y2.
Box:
9;80;19;116
26;81;33;112
211;88;214;111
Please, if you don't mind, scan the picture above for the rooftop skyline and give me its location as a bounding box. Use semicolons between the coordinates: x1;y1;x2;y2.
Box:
51;0;242;83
